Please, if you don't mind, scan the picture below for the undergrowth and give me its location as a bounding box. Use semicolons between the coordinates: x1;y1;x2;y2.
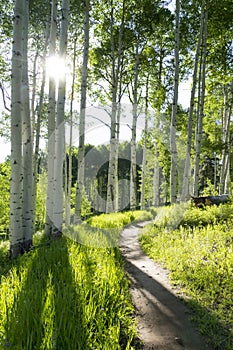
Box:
87;210;153;229
140;203;233;350
0;209;153;350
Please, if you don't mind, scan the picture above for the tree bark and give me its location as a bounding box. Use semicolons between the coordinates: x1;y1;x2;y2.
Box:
219;82;233;194
193;7;208;196
66;33;77;226
170;0;180;204
130;42;139;210
75;0;90;221
53;0;69;236
106;4;118;213
180;5;204;201
106;0;125;213
45;0;57;235
10;0;24;258
33;23;50;231
140;75;149;210
21;0;34;250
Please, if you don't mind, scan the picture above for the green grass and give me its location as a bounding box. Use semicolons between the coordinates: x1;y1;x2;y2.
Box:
140;203;233;350
0;237;137;349
0;210;153;350
63;210;153;249
87;210;153;229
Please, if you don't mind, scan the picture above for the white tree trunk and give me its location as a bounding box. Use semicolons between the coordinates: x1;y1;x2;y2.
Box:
10;0;24;258
21;0;34;250
106;3;118;213
193;9;208;196
130;43;139;210
180;5;204;201
106;0;125;213
219;82;233;194
106;101;118;213
66;34;77;226
130;105;137;210
31;51;39;151
75;0;90;221
53;0;69;236
140;77;149;210
153;154;160;206
33;23;49;229
45;0;57;235
153;111;161;207
170;0;180;204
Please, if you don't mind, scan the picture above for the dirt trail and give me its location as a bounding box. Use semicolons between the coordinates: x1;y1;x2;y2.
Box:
119;222;211;350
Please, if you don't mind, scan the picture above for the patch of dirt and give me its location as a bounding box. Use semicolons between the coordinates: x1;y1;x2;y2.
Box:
119;222;211;350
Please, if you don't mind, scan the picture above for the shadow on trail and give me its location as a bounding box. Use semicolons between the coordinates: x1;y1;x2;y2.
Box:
2;236;88;350
122;252;231;350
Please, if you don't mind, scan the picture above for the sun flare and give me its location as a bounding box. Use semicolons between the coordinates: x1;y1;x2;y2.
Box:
46;56;67;81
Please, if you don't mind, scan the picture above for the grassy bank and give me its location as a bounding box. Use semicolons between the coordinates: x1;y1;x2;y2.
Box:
0;210;152;350
140;203;233;350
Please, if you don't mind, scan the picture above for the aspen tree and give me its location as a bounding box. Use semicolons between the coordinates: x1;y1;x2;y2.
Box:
75;0;90;221
140;75;149;210
170;0;180;203
21;0;34;250
10;0;24;258
130;42;140;210
66;33;77;226
53;0;69;235
45;0;57;235
193;6;208;196
106;0;125;213
181;5;204;201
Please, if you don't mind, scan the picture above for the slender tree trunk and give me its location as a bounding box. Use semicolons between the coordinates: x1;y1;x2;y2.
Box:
153;49;164;207
66;34;77;226
130;42;139;210
219;82;233;194
10;0;24;258
106;3;118;213
153;148;160;206
75;0;90;221
33;23;50;231
31;50;39;150
114;8;125;212
115;102;121;210
45;0;57;235
141;76;149;210
180;6;204;201
53;0;69;236
170;0;180;204
153;112;162;207
21;0;33;250
193;8;208;196
106;102;118;213
106;0;125;213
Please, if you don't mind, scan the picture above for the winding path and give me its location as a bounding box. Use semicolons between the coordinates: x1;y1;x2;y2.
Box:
119;222;211;350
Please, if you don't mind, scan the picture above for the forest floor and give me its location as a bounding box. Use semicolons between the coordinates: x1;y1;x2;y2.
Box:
119;222;212;350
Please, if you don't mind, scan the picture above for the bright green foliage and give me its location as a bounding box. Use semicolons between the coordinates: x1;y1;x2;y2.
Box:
35;173;47;231
70;184;92;220
140;203;233;349
0;235;138;349
87;210;152;229
0;161;10;237
64;210;153;249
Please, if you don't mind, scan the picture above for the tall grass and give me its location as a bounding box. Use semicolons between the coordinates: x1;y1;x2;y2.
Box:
0;227;141;349
87;210;153;229
140;203;233;350
63;210;153;249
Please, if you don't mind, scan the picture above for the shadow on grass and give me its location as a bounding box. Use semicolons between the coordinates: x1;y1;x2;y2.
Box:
185;298;233;350
1;236;88;350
